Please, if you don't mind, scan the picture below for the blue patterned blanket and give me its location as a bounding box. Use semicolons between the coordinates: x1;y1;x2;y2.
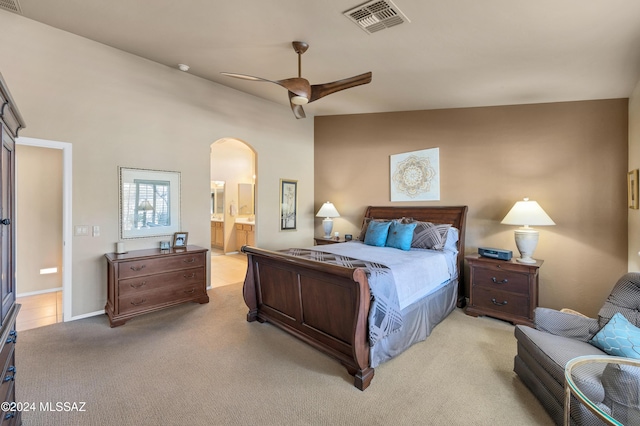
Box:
284;248;402;346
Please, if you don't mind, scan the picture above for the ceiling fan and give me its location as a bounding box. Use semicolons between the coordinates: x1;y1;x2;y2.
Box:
221;41;372;119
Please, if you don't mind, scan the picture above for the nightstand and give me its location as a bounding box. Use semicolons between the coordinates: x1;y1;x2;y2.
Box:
465;253;543;326
314;237;346;245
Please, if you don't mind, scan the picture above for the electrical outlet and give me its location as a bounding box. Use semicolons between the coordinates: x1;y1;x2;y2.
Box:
92;225;100;237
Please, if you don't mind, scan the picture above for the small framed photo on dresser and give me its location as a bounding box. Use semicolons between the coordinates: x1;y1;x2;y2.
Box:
173;232;188;248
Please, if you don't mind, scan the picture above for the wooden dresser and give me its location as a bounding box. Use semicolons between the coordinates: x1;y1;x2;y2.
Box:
105;245;209;327
465;254;542;326
0;73;24;426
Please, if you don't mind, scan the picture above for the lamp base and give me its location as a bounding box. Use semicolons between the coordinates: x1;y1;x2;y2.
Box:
322;218;333;239
514;228;539;264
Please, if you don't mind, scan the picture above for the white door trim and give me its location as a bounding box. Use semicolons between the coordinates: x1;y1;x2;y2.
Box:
16;137;72;322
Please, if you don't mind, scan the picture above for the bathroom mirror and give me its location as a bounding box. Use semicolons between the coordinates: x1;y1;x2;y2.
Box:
211;181;225;217
238;183;254;215
119;167;181;239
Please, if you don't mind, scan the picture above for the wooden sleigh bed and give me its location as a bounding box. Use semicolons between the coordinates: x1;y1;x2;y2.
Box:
242;206;468;390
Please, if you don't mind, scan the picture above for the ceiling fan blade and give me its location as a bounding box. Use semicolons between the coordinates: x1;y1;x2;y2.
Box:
222;72;311;103
288;92;306;119
220;72;275;83
309;72;372;103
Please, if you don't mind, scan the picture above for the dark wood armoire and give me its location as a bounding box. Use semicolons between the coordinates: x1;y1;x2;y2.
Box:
0;72;24;425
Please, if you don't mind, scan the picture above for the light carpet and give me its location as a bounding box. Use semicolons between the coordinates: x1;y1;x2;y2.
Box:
15;283;553;425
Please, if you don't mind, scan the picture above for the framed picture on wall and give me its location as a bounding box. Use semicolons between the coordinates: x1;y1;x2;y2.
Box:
629;169;639;209
390;147;440;202
280;179;297;231
118;167;181;239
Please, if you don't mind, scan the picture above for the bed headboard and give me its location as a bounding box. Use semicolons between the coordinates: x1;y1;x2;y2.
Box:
363;206;468;307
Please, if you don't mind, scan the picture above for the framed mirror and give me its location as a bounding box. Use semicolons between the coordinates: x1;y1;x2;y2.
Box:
119;167;181;239
238;183;254;215
211;181;225;218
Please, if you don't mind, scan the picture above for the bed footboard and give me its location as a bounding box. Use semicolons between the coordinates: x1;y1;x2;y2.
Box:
242;245;373;390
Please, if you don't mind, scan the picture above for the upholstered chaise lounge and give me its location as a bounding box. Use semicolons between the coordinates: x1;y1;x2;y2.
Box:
514;272;640;425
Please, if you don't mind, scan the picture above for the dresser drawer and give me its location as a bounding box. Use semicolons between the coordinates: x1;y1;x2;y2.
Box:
0;334;14;372
473;267;529;294
118;252;205;279
119;281;207;315
0;349;16;408
118;267;205;296
471;286;529;318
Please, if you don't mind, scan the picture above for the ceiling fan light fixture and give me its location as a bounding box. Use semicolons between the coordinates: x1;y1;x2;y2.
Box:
290;95;309;105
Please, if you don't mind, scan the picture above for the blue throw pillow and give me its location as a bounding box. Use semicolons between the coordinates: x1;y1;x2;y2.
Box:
364;220;392;247
590;312;640;359
385;220;417;251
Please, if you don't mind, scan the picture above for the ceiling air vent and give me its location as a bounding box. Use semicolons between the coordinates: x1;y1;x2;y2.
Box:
0;0;21;14
343;0;410;34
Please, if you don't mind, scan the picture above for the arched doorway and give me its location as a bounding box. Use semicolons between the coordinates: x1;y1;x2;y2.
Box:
209;138;256;288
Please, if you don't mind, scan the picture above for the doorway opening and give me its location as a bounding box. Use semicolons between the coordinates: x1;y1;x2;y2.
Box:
210;137;256;288
15;137;72;330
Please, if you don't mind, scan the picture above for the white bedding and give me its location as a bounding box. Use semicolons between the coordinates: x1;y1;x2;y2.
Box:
308;241;457;309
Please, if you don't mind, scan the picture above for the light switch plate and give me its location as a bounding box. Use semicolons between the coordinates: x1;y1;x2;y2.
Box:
74;225;89;236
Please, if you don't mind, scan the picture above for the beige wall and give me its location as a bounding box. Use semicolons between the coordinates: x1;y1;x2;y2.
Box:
0;11;314;317
315;100;628;317
16;145;63;294
629;79;640;270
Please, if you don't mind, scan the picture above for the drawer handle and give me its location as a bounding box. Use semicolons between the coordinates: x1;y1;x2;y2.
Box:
491;277;508;284
491;298;508;306
130;299;146;306
6;330;17;344
7;366;15;374
130;281;147;288
184;288;195;294
3;374;14;382
130;265;146;272
183;258;196;264
4;413;14;420
183;273;196;279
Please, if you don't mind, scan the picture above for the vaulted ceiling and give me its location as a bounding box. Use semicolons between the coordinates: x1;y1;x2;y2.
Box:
10;0;640;117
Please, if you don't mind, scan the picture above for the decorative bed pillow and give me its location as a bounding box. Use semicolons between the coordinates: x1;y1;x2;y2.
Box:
411;221;452;250
364;220;392;247
589;312;640;359
358;217;373;241
358;218;392;241
385;220;417;251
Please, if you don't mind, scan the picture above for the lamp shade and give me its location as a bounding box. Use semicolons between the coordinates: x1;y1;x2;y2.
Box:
316;202;340;218
500;198;555;226
138;200;154;211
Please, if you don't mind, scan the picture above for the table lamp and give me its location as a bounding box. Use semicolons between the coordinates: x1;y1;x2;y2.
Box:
138;200;154;228
316;202;340;239
501;198;555;263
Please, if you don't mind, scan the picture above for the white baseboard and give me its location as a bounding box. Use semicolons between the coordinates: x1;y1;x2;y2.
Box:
69;310;105;322
17;287;63;298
